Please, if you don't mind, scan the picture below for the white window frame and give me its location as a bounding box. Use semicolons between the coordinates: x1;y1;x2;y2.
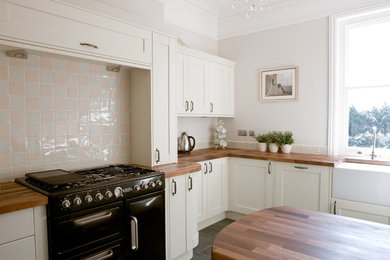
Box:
329;3;390;156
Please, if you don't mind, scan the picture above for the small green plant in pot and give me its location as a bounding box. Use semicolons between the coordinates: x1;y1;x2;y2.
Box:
254;134;267;152
266;132;281;153
278;132;294;153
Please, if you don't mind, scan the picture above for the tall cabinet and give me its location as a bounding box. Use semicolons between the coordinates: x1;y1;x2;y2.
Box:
129;33;177;166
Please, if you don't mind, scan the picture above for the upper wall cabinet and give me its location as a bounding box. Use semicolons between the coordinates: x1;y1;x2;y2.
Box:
176;47;235;117
0;0;152;68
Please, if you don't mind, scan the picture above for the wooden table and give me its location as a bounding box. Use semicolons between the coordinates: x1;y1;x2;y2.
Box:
212;206;390;259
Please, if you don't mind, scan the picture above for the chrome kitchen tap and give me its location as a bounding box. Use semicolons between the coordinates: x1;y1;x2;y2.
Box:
371;126;377;160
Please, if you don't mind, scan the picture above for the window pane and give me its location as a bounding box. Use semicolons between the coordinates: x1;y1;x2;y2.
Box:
346;20;390;87
348;87;390;148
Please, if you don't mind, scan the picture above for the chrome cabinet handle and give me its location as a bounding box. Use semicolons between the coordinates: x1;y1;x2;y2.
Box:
185;101;189;112
188;176;193;191
130;216;139;251
172;179;177;196
209;162;213;173
267;162;271;175
190;101;194;112
210;102;214;113
82;249;113;260
333;201;337;215
294;166;308;170
155;148;160;163
73;211;113;226
204;163;208;174
80;42;98;49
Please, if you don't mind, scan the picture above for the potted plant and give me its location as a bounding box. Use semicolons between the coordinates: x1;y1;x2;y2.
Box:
278;132;294;153
266;132;280;153
254;134;267;152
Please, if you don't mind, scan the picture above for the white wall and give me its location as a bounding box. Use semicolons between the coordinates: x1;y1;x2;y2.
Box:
177;117;217;150
218;18;329;154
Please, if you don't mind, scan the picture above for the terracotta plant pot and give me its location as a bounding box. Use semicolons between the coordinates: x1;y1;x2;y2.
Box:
281;144;292;153
269;143;278;153
257;142;267;152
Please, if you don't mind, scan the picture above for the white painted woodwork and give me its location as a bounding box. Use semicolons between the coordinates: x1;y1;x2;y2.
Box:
0;207;34;245
0;236;35;260
34;206;48;260
176;53;189;114
186;172;199;249
332;198;390;225
130;33;177;167
229;158;273;214
194;164;208;223
208;62;234;116
188;56;209;115
274;162;331;213
0;0;152;68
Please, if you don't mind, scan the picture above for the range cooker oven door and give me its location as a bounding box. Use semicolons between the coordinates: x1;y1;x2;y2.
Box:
64;239;123;260
49;201;124;259
126;190;165;259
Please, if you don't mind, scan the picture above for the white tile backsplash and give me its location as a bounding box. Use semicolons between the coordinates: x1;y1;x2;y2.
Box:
0;53;131;180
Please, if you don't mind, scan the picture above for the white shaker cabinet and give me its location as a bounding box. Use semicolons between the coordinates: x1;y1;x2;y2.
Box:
166;172;199;260
229;158;273;215
274;162;331;213
208;63;234;116
197;158;228;223
130;33;177;167
0;0;152;68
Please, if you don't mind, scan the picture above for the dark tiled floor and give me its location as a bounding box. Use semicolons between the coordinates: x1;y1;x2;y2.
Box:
192;219;235;260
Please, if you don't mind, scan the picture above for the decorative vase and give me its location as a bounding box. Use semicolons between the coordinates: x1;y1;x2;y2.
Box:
257;143;267;152
269;143;278;153
281;144;292;153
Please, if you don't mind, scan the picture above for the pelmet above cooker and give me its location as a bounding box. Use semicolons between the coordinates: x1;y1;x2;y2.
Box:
16;164;165;260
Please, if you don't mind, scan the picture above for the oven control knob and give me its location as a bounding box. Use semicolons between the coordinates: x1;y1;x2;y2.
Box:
62;199;71;209
133;185;141;192
114;187;123;198
95;193;104;201
85;195;93;203
73;197;82;206
156;180;163;186
105;191;113;199
141;183;149;190
149;181;156;188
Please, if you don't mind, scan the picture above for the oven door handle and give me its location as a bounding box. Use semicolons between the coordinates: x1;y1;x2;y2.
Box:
130;216;139;251
73;211;113;227
81;249;113;260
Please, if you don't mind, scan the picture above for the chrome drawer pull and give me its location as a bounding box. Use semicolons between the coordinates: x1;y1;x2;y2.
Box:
209;162;213;173
82;249;113;260
204;163;208;174
80;42;98;49
190;101;194;112
188;176;193;191
130;216;139;251
294;166;308;170
172;179;177;196
73;211;113;226
267;162;271;174
185;101;189;112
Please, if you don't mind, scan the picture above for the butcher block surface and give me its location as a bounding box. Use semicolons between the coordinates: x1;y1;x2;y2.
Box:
212;206;390;260
0;182;48;214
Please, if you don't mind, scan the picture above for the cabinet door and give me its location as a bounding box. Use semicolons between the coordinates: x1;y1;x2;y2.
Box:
186;172;200;249
206;158;228;218
188;57;208;114
209;63;234;116
229;158;273;215
152;33;177;166
176;54;189;114
0;236;35;260
194;163;207;223
167;176;187;259
332;199;390;225
274;163;331;213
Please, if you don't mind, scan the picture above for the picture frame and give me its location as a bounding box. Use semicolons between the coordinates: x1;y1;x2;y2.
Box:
260;66;297;101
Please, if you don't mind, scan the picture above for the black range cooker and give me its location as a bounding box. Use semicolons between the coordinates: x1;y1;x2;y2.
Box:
16;164;165;260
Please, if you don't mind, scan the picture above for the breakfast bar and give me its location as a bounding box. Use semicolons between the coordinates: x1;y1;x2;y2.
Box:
212;206;390;259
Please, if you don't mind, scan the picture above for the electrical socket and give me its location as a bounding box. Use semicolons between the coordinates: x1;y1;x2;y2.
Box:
248;130;255;137
238;130;247;136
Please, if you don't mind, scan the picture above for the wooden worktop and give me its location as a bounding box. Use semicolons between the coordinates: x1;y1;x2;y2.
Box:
0;182;48;215
212;206;390;259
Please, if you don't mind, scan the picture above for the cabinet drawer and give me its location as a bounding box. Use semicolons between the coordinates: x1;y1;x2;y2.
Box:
0;207;34;245
0;0;152;65
0;236;35;260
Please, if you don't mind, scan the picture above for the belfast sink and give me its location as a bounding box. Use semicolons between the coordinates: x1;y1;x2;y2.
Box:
333;163;390;206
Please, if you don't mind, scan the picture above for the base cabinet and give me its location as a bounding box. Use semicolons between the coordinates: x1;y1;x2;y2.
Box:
229;158;273;215
274;162;331;213
332;199;390;225
166;172;199;260
197;158;228;223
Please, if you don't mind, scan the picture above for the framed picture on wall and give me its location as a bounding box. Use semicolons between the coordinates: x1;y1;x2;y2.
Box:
260;66;297;101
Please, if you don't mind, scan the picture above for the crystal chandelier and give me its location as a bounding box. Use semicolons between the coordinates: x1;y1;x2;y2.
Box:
231;0;272;18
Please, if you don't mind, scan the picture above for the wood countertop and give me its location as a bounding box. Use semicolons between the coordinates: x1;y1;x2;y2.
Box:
212;206;390;260
0;182;48;215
